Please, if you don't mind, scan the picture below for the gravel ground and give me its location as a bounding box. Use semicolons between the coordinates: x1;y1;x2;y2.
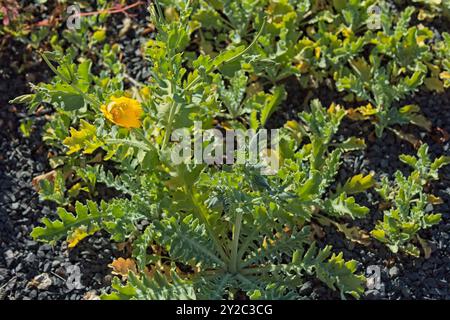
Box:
0;2;151;300
324;91;450;300
1;2;449;300
271;77;450;300
0;37;124;300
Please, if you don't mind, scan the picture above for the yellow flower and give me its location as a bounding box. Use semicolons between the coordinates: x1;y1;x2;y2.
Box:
101;96;143;128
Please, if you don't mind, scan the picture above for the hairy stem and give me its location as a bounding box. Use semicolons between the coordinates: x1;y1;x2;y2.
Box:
237;226;259;266
229;211;243;273
241;264;291;275
187;187;229;264
161;100;177;150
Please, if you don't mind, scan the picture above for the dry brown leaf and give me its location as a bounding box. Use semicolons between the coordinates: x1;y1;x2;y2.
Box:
283;225;292;236
88;152;104;164
386;258;396;267
144;264;175;280
115;242;128;252
115;240;133;256
427;194;444;205
316;215;371;246
143;24;155;34
35;106;46;115
409;114;432;132
334;223;371;246
261;236;276;249
150;244;164;256
109;258;137;278
368;131;377;143
378;201;391;211
432;127;450;144
424;77;445;93
417;235;432;259
32;170;56;192
311;222;325;239
391;128;421;148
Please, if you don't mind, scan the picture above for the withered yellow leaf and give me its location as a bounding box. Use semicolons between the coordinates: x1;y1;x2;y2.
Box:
371;229;386;242
335;223;371;246
316;215;370;246
424;78;444;93
63;120;103;155
314;47;321;59
427;194;443;205
439;71;450;80
347;103;377;121
391;128;421;148
67;226;89;249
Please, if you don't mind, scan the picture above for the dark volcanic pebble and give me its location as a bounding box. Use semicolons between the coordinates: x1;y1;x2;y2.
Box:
0;39;121;301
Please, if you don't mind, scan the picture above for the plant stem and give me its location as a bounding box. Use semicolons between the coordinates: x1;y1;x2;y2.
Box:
161;100;177;150
237;225;258;267
41;53;101;108
187;187;229;264
241;264;290;275
229;211;243;273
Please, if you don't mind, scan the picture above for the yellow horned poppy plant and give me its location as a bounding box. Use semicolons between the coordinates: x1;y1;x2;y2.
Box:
101;96;143;128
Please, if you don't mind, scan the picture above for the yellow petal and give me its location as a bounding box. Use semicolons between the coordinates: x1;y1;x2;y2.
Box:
101;96;143;128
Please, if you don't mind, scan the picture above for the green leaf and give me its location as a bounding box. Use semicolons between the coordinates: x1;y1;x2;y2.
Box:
337;137;366;152
423;213;442;226
37;170;67;205
260;86;286;127
31;201;106;244
404;71;425;88
431;156;450;171
339;173;375;195
371;229;386;242
297;171;321;201
399;154;417;168
156;215;225;268
9;94;34;105
49;85;85;111
218;70;248;118
324;193;369;219
103;270;196;300
93;29;106;42
298;243;365;299
105;138;152;152
372;145;447;256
